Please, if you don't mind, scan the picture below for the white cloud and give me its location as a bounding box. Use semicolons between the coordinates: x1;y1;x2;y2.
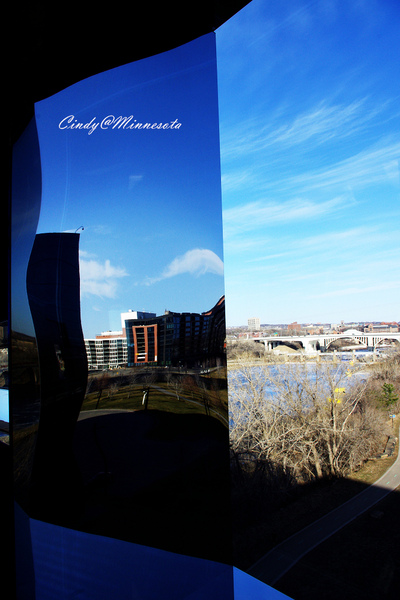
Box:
223;195;349;237
220;98;381;161
128;174;143;189
221;171;254;192
270;99;368;145
310;280;400;299
79;252;128;298
221;138;400;207
284;140;400;193
144;249;224;285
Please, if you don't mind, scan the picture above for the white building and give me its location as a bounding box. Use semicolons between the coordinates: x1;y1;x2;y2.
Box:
248;317;260;331
85;335;128;370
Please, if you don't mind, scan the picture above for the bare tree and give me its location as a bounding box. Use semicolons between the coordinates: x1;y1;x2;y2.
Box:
229;360;386;483
166;372;184;403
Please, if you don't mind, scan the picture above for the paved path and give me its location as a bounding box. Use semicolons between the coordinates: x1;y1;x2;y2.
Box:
248;436;400;586
78;385;228;426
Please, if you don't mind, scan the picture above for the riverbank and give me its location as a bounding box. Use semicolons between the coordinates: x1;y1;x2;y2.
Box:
234;412;399;598
275;414;400;599
227;352;385;370
229;354;399;597
233;414;398;572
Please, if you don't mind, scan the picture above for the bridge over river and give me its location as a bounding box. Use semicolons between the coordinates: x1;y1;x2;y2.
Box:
252;329;400;355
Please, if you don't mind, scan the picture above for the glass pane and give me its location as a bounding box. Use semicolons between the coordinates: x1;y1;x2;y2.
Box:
12;32;230;564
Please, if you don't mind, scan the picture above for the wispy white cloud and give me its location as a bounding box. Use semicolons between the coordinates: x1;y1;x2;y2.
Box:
79;251;128;298
223;221;400;297
223;195;349;237
221;171;255;192
310;279;400;299
222;137;400;205
295;225;381;249
143;249;224;285
270;99;373;145
220;98;387;160
284;140;400;192
237;227;373;266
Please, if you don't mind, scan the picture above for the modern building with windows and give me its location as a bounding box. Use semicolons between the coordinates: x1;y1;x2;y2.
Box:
122;296;226;369
85;334;128;370
85;298;226;371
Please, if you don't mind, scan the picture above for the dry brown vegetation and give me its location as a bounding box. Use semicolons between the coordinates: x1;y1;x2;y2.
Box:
228;353;400;569
229;361;390;482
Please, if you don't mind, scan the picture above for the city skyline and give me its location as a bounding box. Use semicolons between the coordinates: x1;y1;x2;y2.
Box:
86;309;399;338
216;0;400;327
231;318;400;329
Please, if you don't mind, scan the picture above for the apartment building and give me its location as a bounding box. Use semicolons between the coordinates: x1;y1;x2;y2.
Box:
85;333;128;370
247;317;260;331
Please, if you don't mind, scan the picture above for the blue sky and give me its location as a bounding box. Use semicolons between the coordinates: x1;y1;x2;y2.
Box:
34;34;225;338
30;1;400;339
0;390;8;423
216;0;400;326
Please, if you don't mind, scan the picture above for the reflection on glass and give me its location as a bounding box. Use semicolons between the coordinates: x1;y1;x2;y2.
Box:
83;297;227;424
75;296;229;561
12;33;231;564
26;233;88;523
11;118;42;510
0;321;8;442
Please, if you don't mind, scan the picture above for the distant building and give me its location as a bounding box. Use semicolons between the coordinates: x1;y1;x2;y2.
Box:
85;298;226;370
95;330;125;339
85;334;128;370
247;317;260;331
120;310;157;335
123;297;226;369
304;325;323;335
364;322;399;333
85;313;157;370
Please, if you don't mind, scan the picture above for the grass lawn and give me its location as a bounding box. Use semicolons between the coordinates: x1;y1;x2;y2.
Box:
81;370;228;423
